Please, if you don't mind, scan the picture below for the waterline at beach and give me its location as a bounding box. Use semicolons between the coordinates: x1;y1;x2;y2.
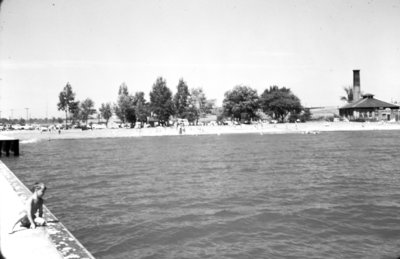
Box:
2;121;400;141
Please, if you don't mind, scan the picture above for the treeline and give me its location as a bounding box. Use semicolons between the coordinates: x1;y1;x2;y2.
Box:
57;77;310;127
223;85;310;123
57;77;215;127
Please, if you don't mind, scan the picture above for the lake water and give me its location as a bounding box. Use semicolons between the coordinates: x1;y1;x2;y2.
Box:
3;131;400;258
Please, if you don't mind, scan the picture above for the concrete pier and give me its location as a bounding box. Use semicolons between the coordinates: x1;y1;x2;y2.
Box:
0;136;19;157
0;161;95;259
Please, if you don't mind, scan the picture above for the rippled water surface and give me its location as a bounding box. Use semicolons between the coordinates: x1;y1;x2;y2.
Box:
3;131;400;258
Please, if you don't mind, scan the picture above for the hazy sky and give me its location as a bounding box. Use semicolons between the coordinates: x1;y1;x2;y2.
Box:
1;0;400;119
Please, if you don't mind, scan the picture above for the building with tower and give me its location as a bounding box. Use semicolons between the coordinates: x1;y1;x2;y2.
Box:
339;70;399;121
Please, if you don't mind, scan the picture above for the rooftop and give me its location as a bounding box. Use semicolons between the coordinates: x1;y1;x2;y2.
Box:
340;94;399;110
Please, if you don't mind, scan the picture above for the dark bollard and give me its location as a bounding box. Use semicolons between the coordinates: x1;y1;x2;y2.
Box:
4;141;10;157
11;140;19;156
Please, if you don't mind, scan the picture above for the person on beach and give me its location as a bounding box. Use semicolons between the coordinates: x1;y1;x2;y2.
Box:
9;182;47;234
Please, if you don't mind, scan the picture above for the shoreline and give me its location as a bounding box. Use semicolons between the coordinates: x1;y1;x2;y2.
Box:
1;121;400;142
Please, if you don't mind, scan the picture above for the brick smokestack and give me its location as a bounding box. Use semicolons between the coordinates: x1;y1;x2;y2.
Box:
353;70;360;101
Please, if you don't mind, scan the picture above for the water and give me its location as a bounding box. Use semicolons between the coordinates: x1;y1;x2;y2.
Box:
3;131;400;258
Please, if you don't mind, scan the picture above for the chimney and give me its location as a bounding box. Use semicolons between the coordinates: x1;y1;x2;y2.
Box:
353;70;360;101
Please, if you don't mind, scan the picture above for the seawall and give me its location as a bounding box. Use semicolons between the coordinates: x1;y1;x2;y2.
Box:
0;160;95;259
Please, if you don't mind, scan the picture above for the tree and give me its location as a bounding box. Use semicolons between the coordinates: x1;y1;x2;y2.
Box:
125;106;136;127
190;87;215;118
173;79;190;118
255;109;271;121
288;108;312;123
80;98;96;124
340;86;353;103
183;104;198;124
114;83;133;123
204;99;216;114
57;82;76;128
118;83;129;96
222;85;259;120
188;87;205;124
259;86;302;122
99;103;113;126
132;92;149;126
149;77;174;125
69;101;81;125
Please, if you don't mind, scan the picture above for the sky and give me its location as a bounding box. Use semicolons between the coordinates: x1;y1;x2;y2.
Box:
1;0;400;119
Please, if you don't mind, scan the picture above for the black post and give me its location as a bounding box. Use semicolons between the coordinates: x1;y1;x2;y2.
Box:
4;141;10;157
12;140;19;156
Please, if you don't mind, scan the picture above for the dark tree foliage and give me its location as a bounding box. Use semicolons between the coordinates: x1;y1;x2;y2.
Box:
173;79;190;118
57;82;76;127
260;86;302;122
183;105;198;124
80;98;96;124
222;85;259;120
340;86;353;103
125;106;136;127
132;91;149;126
132;91;146;106
118;83;129;96
69;101;81;125
302;108;312;121
288;108;312;123
99;103;113;126
114;83;134;123
149;77;174;125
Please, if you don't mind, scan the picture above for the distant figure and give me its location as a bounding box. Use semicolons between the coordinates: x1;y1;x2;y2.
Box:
9;182;47;234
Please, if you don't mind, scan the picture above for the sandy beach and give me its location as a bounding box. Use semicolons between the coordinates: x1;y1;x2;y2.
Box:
1;121;400;142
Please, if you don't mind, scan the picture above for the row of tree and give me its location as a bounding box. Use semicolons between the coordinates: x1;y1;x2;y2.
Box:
57;83;97;126
222;85;309;123
57;77;216;127
57;77;309;127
